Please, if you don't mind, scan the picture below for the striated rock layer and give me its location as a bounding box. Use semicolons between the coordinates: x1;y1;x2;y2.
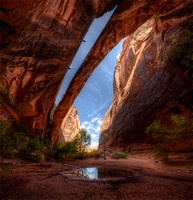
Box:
0;0;117;129
52;0;191;140
99;12;193;149
48;104;80;143
58;107;80;143
0;0;192;142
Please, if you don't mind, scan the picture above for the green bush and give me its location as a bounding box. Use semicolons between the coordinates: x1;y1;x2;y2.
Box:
0;117;49;162
17;149;41;162
26;138;44;152
0;117;93;162
145;115;193;145
145;114;193;161
53;141;78;160
112;152;127;159
171;22;193;77
82;150;102;159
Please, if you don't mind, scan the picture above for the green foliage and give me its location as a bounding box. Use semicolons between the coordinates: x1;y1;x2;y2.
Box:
145;115;193;145
0;117;49;162
112;152;127;159
26;138;44;152
0;117;9;134
17;149;41;163
171;22;193;77
0;118;93;162
45;129;91;161
74;129;91;155
53;141;78;160
0;87;21;110
171;115;193;143
145;114;193;161
145;120;173;144
80;128;91;153
83;150;102;159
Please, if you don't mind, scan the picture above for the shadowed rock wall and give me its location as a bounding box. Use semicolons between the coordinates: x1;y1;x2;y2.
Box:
0;0;192;142
99;12;193;149
52;0;190;140
0;0;117;129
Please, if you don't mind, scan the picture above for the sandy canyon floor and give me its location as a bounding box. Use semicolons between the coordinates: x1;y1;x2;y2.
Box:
1;151;193;200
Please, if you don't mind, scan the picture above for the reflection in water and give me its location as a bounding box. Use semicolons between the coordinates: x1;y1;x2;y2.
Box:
70;168;133;180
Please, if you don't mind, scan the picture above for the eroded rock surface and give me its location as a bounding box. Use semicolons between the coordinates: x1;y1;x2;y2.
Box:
0;0;117;129
58;106;80;143
99;11;193;149
0;0;192;142
52;0;191;140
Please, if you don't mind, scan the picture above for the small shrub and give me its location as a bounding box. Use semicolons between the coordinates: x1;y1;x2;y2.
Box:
145;114;193;161
112;152;127;159
83;150;102;159
26;138;44;152
0;117;49;162
17;149;41;162
50;140;79;160
145;115;193;145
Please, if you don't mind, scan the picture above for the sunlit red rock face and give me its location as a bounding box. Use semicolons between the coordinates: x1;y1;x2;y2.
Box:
48;104;80;142
0;0;192;142
58;107;80;143
99;13;193;149
52;0;191;140
0;0;117;128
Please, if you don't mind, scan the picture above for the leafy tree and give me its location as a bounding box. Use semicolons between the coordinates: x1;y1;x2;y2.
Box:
145;115;193;161
80;128;91;153
0;117;49;162
74;129;91;154
145;115;193;145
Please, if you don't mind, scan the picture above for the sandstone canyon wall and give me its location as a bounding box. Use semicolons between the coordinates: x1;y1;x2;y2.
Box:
52;0;192;140
49;105;80;143
0;0;192;142
57;107;80;143
0;0;117;130
99;11;193;149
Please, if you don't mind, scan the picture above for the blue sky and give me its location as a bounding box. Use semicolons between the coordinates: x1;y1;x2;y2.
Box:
55;8;125;148
73;40;125;148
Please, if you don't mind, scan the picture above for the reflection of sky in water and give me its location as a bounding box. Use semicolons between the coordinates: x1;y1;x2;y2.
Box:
81;168;98;179
76;167;133;179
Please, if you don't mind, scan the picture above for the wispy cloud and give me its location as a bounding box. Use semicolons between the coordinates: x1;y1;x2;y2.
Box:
90;142;99;148
116;53;120;59
90;99;112;118
91;134;97;138
80;115;103;134
81;121;94;132
91;115;102;125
